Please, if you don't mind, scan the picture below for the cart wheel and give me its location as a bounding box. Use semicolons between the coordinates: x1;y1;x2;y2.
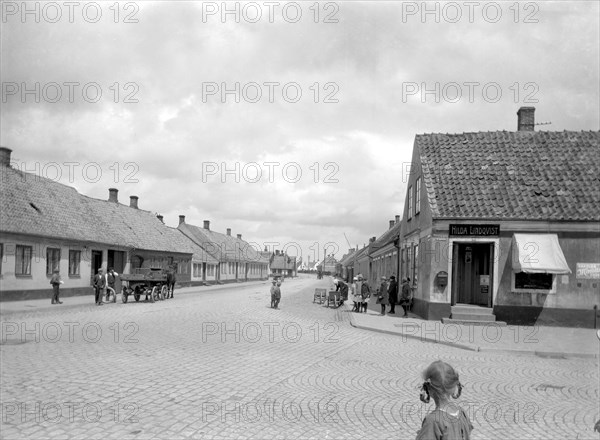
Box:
122;287;128;304
150;286;157;303
161;285;168;300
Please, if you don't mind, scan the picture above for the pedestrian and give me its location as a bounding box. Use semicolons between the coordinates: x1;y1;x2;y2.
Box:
351;276;361;312
415;360;473;440
50;269;64;304
388;275;398;314
270;280;281;309
359;274;371;313
376;276;389;315
93;268;105;306
335;279;348;306
105;267;119;303
167;266;177;299
400;278;412;317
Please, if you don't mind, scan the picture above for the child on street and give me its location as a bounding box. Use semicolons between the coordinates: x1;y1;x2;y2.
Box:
270;280;281;309
415;360;473;440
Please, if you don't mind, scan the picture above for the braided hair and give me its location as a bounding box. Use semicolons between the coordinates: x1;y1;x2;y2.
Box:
420;360;462;404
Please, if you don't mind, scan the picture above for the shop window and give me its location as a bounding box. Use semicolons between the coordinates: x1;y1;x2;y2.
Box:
16;245;32;275
415;177;421;215
512;272;556;293
407;186;413;220
69;250;81;276
46;247;61;275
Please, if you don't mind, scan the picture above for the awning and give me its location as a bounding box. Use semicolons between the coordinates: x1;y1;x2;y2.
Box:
512;234;571;274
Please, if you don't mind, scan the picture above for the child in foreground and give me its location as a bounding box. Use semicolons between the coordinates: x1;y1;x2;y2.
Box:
415;360;473;440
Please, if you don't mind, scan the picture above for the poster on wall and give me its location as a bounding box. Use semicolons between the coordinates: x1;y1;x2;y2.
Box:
576;263;600;279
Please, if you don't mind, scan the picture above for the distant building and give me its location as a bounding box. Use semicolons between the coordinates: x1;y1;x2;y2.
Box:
270;250;297;278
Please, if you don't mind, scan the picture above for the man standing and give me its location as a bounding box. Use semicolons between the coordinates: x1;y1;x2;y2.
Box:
167;266;177;299
400;278;412;317
106;267;119;303
376;276;389;315
50;269;63;304
388;275;398;314
93;268;105;306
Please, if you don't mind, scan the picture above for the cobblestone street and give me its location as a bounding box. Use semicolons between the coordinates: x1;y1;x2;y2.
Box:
1;276;598;440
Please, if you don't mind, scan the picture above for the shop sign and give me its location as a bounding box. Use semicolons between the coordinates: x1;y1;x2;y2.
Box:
576;263;600;279
449;224;500;237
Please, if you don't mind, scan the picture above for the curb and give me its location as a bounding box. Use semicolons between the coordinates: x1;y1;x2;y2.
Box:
0;280;273;317
345;304;599;359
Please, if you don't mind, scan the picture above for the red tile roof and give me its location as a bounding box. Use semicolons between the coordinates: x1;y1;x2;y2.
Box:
416;131;600;221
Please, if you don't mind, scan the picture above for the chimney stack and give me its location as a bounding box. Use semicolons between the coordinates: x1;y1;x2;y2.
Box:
157;214;164;223
389;220;395;229
108;188;118;203
129;196;139;209
395;215;400;224
226;228;231;236
517;107;535;131
237;234;242;239
203;220;210;230
0;146;12;167
179;215;185;225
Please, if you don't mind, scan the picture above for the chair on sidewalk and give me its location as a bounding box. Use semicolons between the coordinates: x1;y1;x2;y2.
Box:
313;288;326;304
326;290;342;308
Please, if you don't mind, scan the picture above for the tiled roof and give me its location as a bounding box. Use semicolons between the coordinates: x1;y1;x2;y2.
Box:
166;227;219;264
178;223;267;263
338;249;356;266
371;223;400;251
417;131;600;221
0;165;193;254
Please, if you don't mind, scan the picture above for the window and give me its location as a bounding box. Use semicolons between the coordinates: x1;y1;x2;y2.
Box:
46;248;61;275
69;250;81;276
0;243;3;275
412;244;419;282
407;186;413;220
16;245;32;275
514;272;554;291
415;177;421;215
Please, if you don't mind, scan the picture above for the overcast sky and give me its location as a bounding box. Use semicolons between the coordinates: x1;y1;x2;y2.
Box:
2;1;599;263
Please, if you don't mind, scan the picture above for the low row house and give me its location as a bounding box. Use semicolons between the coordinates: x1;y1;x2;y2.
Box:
0;147;268;300
178;218;269;284
269;250;297;278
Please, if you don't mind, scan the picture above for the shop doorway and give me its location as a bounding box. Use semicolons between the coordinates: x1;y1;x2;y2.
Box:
451;242;494;306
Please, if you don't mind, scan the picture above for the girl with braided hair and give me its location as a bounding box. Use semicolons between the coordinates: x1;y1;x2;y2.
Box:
416;360;473;440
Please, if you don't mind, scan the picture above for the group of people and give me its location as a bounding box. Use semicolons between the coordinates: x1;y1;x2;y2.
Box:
92;267;119;306
334;274;414;317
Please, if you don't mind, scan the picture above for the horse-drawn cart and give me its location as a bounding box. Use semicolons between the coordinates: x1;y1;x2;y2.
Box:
121;267;169;303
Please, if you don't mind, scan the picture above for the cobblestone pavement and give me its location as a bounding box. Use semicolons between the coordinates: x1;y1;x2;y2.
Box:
1;276;598;439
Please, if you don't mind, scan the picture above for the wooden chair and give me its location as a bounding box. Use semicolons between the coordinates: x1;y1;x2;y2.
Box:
313;288;326;304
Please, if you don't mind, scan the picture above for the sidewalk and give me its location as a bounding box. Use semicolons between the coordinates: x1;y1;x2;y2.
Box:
0;279;271;316
345;302;600;359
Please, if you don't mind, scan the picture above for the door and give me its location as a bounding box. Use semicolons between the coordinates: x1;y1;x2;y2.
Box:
452;243;493;306
90;250;102;286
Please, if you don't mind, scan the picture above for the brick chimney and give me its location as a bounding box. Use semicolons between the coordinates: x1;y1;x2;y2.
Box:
108;188;118;203
203;220;210;230
395;215;400;224
129;196;139;209
179;215;185;225
517;107;535;131
157;214;164;223
226;228;231;236
237;234;242;239
389;220;395;229
0;146;12;167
